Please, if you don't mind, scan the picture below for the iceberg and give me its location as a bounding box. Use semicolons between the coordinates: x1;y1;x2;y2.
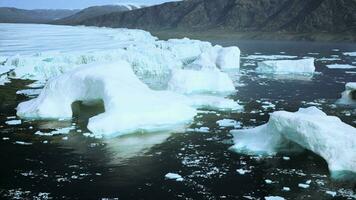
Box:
256;58;315;74
231;107;356;175
17;61;241;137
2;34;240;85
337;82;356;105
16;61;197;137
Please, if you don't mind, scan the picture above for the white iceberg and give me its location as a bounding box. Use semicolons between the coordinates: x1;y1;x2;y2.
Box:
16;61;197;137
231;107;356;175
256;58;315;74
337;82;356;105
17;61;241;137
2;32;240;86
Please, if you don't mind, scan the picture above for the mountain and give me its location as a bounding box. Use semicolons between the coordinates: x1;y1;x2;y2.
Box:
53;5;143;25
76;0;356;41
0;7;78;23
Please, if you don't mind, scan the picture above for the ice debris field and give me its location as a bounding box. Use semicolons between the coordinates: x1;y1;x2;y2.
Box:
0;24;356;199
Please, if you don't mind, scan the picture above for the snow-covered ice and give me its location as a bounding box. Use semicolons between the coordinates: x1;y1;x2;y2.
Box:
230;107;356;175
256;58;315;74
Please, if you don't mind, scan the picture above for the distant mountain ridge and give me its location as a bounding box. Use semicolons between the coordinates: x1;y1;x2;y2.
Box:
0;7;78;23
53;5;143;25
75;0;356;41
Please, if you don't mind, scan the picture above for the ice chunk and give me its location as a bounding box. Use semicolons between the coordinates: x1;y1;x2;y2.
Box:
326;64;356;69
326;191;337;197
343;52;356;56
165;173;184;181
264;196;285;200
16;89;42;97
337;82;356;105
231;107;356;175
217;119;241;128
298;183;310;189
244;55;297;60
168;68;235;94
256;58;315;74
236;168;251;175
5;120;22;125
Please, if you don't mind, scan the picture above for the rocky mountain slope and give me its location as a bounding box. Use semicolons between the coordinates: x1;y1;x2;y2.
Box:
53;5;143;25
0;7;78;23
76;0;356;41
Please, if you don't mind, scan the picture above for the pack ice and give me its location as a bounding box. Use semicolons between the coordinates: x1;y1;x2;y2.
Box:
337;82;356;105
256;58;315;74
13;27;241;137
230;107;356;175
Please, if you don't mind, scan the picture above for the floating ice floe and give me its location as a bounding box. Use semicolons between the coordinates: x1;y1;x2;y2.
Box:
256;58;315;74
264;196;285;200
5;120;22;125
165;173;184;181
343;52;356;57
326;64;356;69
337;82;356;105
230;107;356;176
17;61;240;137
216;119;241;128
243;55;297;60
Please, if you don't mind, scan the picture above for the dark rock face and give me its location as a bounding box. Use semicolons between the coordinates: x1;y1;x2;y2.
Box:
53;5;142;25
0;7;78;23
78;0;356;34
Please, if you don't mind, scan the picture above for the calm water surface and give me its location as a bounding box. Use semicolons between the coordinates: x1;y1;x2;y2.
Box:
0;24;355;200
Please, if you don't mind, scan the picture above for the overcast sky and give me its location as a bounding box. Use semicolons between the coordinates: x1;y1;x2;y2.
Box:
0;0;179;9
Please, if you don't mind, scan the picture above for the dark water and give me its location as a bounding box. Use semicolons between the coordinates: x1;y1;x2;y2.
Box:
1;40;356;199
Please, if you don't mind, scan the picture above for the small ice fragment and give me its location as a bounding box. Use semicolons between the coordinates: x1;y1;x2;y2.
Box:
265;179;273;184
165;173;184;181
282;187;290;191
5;120;21;125
236;168;251;175
264;196;285;200
325;191;337;197
282;156;290;160
298;183;310;189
